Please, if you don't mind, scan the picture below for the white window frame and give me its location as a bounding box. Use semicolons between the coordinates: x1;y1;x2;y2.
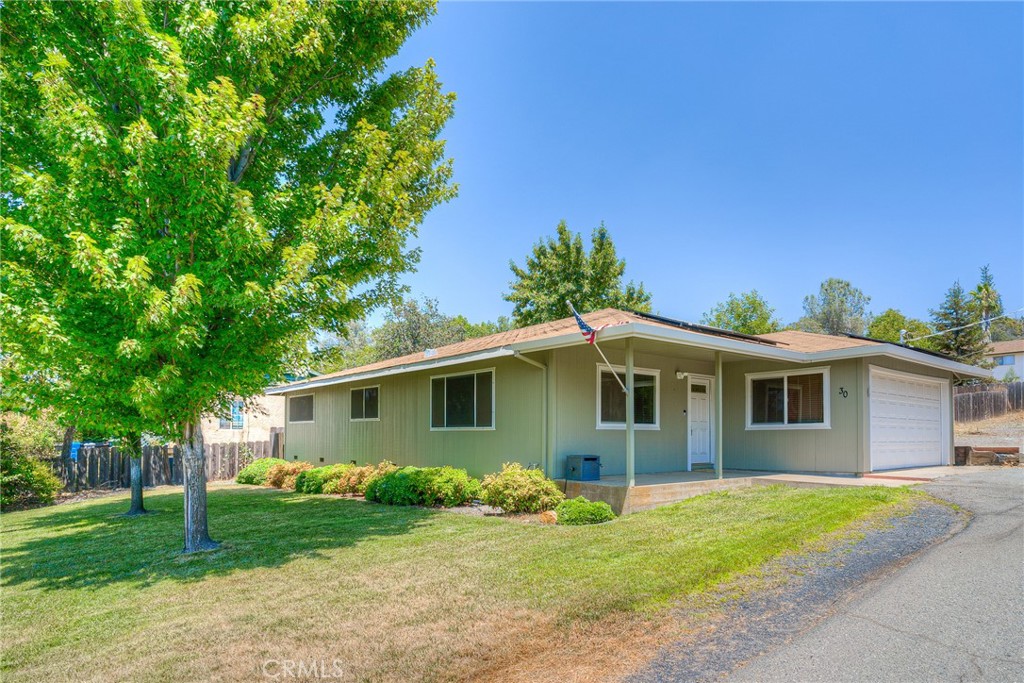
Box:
596;364;661;431
429;368;496;431
745;367;831;431
994;355;1015;366
349;385;381;422
287;393;315;424
219;399;245;430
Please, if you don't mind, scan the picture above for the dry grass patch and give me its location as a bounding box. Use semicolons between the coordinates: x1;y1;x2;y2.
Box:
1;483;914;682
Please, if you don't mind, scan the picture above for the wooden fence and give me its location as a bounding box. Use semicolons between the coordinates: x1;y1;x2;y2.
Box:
54;436;283;492
954;381;1024;423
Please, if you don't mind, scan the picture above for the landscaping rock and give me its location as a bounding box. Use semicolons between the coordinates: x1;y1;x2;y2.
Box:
968;450;998;466
539;510;558;525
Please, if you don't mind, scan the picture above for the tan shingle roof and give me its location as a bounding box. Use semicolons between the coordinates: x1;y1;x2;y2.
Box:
988;339;1024;355
756;330;881;353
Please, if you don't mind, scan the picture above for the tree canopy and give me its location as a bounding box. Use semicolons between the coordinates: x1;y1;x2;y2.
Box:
930;281;988;365
1;0;455;549
867;309;934;350
794;279;871;336
504;221;651;326
700;290;781;335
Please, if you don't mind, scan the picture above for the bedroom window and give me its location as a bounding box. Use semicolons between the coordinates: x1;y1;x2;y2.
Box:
350;386;380;421
430;370;494;429
746;368;830;430
288;394;314;424
596;365;659;429
219;400;244;430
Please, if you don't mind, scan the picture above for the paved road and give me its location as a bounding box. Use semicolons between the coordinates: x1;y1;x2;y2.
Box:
727;468;1024;683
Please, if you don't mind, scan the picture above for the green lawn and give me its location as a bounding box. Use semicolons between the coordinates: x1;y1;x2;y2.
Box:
1;483;916;682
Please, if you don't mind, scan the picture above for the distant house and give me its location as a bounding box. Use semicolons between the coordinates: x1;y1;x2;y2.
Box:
268;309;989;480
200;394;285;445
984;340;1024;381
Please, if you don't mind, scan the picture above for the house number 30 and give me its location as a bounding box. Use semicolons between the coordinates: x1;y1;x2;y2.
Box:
838;387;849;398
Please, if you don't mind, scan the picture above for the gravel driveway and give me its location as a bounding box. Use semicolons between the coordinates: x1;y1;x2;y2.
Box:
628;469;1024;683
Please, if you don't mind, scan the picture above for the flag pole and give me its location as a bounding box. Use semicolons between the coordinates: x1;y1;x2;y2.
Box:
567;301;628;394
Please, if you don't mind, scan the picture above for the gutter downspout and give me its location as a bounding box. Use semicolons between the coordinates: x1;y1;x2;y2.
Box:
513;351;549;477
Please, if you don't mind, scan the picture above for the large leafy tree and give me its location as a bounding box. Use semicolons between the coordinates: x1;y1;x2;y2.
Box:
867;308;935;350
794;278;871;336
371;298;467;361
1;1;455;551
504;221;652;326
930;282;987;365
700;290;781;335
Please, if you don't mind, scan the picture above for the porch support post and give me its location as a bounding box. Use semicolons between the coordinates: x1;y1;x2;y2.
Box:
625;338;636;488
715;351;724;480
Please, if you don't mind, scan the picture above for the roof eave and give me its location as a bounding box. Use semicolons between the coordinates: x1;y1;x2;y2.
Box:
266;347;517;394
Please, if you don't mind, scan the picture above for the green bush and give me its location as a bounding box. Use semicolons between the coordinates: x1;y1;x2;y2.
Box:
555;496;616;525
481;462;564;513
323;460;397;495
0;414;63;509
365;466;481;507
236;457;289;485
294;463;353;494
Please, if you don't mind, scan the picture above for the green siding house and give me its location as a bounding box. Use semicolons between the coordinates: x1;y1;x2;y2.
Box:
268;309;988;482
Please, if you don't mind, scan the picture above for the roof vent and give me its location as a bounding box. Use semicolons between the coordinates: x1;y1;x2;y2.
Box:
424;348;438;358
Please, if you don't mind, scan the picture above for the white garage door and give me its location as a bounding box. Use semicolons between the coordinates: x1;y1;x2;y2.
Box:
869;367;949;471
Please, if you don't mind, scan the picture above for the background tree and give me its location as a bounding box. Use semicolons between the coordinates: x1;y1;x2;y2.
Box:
308;322;376;375
990;315;1024;342
930;281;988;365
794;279;872;335
970;265;1004;341
700;290;781;335
504;221;652;326
455;315;514;339
371;298;467;360
867;309;935;350
2;1;455;552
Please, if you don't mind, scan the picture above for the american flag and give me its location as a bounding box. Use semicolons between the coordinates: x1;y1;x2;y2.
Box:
572;308;605;344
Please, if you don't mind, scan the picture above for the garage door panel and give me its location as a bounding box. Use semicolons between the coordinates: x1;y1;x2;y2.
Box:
870;369;947;471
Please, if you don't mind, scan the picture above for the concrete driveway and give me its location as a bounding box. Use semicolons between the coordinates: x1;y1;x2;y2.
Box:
727;468;1024;683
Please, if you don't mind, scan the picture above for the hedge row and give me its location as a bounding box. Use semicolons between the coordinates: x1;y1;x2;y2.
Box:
238;458;611;522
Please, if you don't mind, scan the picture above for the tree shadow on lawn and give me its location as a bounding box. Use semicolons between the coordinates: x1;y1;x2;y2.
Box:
1;487;438;591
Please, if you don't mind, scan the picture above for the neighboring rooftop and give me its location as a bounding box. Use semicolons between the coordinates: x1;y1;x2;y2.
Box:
987;339;1024;355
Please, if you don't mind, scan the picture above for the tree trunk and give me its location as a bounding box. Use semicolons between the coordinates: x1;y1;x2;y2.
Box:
181;421;218;553
124;432;147;516
60;426;76;492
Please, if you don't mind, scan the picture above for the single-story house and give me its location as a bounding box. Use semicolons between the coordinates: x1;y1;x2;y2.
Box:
984;339;1024;381
268;309;989;483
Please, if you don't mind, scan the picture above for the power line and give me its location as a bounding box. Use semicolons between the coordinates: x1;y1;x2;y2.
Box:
902;307;1024;345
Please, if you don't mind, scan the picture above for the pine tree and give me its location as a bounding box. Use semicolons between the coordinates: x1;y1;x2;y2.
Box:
931;282;988;365
505;221;652;326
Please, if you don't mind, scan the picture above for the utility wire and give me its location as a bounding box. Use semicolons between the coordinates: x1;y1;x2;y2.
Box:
903;307;1024;345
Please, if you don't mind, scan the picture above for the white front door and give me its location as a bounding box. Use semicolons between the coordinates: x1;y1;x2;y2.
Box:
688;378;712;465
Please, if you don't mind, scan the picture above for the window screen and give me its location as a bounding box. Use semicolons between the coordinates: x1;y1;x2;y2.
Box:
430;371;494;428
288;395;314;423
350;387;379;420
599;370;657;425
787;373;824;424
751;377;785;424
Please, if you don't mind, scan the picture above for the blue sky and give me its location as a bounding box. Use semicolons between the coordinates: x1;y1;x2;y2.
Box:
384;1;1023;327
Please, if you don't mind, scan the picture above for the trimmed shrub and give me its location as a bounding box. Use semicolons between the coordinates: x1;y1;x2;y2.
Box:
555;496;616;525
236;457;289;485
365;465;481;507
481;462;564;513
294;464;353;494
266;461;313;490
323;460;397;495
